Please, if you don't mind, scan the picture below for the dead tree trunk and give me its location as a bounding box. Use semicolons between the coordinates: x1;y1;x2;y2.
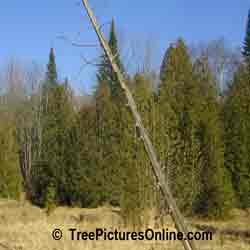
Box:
19;128;33;200
80;1;198;250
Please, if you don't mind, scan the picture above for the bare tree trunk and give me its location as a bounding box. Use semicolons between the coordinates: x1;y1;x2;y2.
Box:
19;129;33;200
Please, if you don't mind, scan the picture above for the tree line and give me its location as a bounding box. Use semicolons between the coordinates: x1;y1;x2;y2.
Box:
1;13;250;220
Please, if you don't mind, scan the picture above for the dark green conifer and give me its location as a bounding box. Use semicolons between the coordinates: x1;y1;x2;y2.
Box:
32;49;74;207
193;55;235;217
159;39;198;213
224;65;250;208
97;19;124;99
242;10;250;65
46;48;58;84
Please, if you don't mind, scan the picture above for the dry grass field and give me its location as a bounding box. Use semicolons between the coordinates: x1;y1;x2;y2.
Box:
0;199;249;250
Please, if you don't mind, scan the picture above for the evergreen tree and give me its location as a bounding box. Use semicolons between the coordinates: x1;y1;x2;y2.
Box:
96;19;124;99
94;19;127;206
46;48;58;85
242;10;250;65
224;64;250;208
159;39;200;214
193;55;235;217
67;103;98;207
0;110;21;199
32;49;75;207
223;10;250;209
94;81;122;205
124;73;156;224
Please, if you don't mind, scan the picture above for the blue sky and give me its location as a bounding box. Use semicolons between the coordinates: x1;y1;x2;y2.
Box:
0;0;249;94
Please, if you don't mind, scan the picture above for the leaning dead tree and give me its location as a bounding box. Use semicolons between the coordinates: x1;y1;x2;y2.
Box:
80;1;198;250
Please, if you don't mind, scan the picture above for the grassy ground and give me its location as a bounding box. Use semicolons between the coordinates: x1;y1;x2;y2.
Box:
0;199;249;250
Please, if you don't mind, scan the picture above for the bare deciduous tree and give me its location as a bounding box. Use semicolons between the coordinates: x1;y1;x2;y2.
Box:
191;38;241;93
1;60;44;200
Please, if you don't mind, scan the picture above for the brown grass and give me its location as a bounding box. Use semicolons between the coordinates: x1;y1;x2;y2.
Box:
0;199;249;250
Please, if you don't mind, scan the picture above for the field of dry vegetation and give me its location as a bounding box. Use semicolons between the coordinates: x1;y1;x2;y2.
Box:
0;199;249;250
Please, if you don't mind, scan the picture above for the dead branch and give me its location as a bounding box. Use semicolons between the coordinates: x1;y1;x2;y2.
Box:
58;35;98;48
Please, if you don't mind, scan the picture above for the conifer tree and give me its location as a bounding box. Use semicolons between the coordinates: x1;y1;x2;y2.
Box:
224;65;250;208
94;81;121;205
193;56;235;216
242;10;250;66
46;48;58;85
67;103;98;207
94;19;127;206
0;110;21;199
120;73;156;226
159;39;199;213
97;19;124;99
32;49;75;206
